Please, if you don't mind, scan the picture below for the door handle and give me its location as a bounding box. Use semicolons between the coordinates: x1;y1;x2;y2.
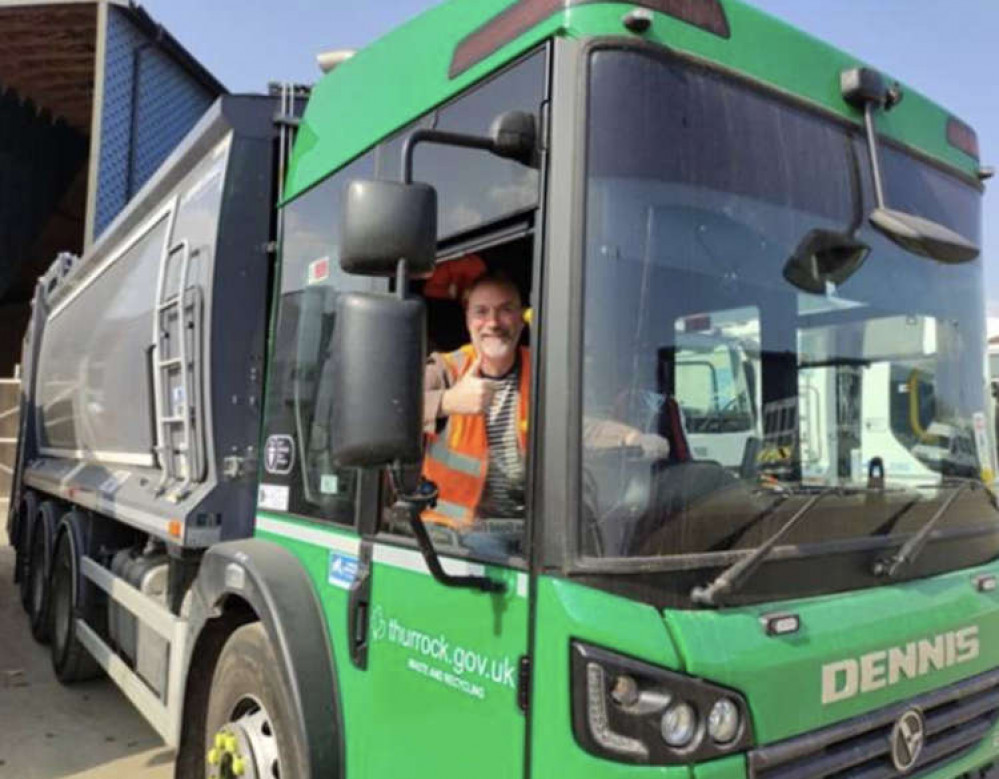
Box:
348;541;373;669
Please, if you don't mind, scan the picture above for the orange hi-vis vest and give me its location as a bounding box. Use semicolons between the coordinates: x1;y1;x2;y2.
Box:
422;345;530;528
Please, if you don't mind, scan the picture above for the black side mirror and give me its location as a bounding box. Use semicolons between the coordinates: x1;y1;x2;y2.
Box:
340;180;437;277
327;292;426;468
869;208;979;265
783;229;870;293
489;110;537;167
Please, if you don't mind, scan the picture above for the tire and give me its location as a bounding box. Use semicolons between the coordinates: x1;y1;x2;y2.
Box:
27;501;59;643
50;527;102;683
16;492;39;610
205;623;309;779
10;490;35;558
18;524;33;611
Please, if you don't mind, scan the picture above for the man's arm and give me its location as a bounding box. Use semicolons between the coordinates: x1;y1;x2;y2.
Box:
424;354;449;434
584;417;671;459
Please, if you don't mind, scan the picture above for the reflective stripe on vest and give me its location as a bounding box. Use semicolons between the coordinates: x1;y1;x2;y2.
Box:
422;345;530;528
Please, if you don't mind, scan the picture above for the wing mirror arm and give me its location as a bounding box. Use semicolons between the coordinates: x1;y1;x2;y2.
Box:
841;67;904;214
401;110;538;184
861;100;889;211
387;470;506;594
403;129;493;184
841;67;979;264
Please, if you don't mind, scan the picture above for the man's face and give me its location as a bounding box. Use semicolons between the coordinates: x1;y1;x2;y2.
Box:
466;281;524;362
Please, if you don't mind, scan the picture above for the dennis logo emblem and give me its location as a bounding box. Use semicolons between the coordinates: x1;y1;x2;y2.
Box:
890;709;925;773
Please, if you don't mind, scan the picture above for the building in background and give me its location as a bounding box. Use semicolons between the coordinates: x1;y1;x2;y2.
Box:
0;0;224;377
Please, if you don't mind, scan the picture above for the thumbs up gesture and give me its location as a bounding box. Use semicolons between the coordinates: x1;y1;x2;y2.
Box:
441;355;501;416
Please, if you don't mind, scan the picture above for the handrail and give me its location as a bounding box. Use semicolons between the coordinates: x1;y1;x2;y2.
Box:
151;199;180;487
172;239;194;500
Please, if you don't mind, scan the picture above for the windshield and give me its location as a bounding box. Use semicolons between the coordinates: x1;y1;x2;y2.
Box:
579;48;998;589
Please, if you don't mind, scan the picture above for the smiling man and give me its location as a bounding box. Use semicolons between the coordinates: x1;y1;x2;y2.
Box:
423;269;670;528
423;271;531;526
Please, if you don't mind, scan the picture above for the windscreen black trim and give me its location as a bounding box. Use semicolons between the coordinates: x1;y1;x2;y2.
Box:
569;526;999;611
572;523;999;577
450;0;730;79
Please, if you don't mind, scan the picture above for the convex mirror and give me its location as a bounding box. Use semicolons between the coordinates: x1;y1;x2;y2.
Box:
869;207;979;265
327;292;426;468
783;229;869;293
340;180;437;277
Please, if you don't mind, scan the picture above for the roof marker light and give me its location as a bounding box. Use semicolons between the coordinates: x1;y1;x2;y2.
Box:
947;117;979;161
450;0;730;79
450;0;561;80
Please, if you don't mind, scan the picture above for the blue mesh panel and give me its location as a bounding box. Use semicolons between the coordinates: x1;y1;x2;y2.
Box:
94;8;217;238
132;50;214;188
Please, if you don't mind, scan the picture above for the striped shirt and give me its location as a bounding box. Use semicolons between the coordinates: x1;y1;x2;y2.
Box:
477;360;526;519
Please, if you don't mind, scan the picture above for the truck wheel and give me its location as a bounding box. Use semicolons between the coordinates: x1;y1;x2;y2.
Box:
50;530;102;683
18;524;33;611
205;623;309;779
27;501;59;643
16;491;39;610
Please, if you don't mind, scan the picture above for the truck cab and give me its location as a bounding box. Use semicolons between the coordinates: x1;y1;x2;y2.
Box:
250;2;998;776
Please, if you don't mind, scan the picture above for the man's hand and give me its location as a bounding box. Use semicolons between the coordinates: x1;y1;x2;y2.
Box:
624;431;671;460
441;355;501;416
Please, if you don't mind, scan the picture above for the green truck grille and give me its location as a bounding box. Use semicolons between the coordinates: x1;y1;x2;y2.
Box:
749;668;999;778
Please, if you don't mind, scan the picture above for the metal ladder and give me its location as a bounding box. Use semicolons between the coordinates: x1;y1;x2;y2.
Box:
152;238;197;499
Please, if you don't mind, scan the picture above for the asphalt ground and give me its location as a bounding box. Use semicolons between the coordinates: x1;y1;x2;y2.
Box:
0;520;175;779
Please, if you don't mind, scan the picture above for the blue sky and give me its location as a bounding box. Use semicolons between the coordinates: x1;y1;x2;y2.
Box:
142;0;999;312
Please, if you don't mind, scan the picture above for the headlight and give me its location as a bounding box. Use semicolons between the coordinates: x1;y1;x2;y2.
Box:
708;698;741;744
571;641;753;766
661;702;697;747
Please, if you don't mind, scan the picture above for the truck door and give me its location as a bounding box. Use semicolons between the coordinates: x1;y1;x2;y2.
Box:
346;48;547;776
350;523;529;776
256;45;548;776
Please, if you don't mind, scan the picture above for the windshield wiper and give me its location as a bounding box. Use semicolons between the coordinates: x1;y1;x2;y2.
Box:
691;488;839;607
872;481;980;578
708;491;791;552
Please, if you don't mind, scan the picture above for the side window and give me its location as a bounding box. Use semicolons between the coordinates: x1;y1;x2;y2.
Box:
260;48;547;537
260;152;386;524
379;49;546;240
387;237;537;564
376;51;548;562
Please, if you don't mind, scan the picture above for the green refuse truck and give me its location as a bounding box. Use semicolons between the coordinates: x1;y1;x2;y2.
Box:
7;1;999;777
